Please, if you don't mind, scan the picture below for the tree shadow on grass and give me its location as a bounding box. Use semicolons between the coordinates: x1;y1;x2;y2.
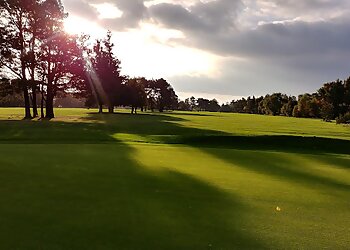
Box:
0;112;349;248
81;112;350;192
0;142;264;249
161;111;216;117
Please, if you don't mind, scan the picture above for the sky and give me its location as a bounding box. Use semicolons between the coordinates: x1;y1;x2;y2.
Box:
62;0;350;103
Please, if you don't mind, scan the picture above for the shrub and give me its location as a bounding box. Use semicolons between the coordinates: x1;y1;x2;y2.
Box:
336;112;350;124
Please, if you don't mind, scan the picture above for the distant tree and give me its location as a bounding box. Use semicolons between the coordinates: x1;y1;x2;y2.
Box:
344;77;350;110
318;79;346;118
230;98;246;113
336;112;350;124
189;96;197;111
281;96;297;117
197;98;210;111
120;78;147;114
319;101;334;121
294;94;321;118
178;99;191;111
220;104;232;112
144;78;178;112
207;99;220;112
244;96;257;114
91;31;123;113
54;93;85;108
260;93;285;116
295;94;311;118
0;77;24;106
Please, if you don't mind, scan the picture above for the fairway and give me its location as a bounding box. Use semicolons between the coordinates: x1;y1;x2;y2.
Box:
0;108;349;249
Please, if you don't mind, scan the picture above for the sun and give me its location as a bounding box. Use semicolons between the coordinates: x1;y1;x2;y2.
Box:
64;15;106;37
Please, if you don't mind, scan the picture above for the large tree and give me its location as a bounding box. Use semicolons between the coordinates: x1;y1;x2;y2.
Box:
38;0;84;118
0;0;38;118
92;31;123;113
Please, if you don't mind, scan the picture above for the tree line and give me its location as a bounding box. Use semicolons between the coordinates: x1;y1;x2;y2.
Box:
1;0;349;124
0;0;178;119
178;77;350;124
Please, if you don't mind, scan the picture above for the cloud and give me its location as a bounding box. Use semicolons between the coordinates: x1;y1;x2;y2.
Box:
62;0;148;29
62;0;350;98
63;0;98;20
149;0;242;33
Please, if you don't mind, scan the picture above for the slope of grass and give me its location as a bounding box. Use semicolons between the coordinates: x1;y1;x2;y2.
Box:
0;108;349;249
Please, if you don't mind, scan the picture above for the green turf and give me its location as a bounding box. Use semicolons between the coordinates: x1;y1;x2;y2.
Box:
0;108;349;249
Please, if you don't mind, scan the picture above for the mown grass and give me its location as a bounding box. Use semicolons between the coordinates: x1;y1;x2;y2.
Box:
0;108;349;249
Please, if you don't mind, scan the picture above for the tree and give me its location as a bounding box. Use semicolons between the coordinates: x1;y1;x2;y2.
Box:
318;79;346;118
178;100;191;111
189;96;196;111
219;104;232;112
320;101;334;121
0;0;38;118
260;93;285;116
281;96;297;117
197;98;210;111
294;94;321;118
91;31;123;113
121;78;147;114
144;78;178;112
38;0;83;118
207;99;220;112
230;98;246;113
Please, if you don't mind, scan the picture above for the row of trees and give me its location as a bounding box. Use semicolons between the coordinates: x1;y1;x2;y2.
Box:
0;0;178;118
178;97;221;112
178;77;350;122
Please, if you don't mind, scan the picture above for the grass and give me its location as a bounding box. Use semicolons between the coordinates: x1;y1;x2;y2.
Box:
0;108;349;249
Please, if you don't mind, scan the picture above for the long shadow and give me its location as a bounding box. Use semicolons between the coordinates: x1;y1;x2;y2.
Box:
0;111;349;248
161;111;216;117
180;135;350;155
82;112;350;192
0;114;265;249
3;112;349;153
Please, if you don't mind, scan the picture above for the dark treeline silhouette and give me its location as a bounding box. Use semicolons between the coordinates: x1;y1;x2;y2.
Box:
0;0;178;118
0;1;349;123
178;77;350;124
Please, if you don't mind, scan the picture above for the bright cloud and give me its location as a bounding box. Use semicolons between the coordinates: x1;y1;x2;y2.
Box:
62;0;350;103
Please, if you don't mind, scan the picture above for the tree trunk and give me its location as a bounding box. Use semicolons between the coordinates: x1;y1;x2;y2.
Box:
108;106;114;113
23;85;32;119
40;85;45;119
41;97;45;118
32;86;38;117
45;84;54;119
99;105;103;113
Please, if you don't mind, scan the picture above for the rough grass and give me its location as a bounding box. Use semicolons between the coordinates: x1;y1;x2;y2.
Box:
0;108;349;249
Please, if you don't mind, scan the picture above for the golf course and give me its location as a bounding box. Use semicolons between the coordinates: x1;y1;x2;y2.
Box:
0;108;349;249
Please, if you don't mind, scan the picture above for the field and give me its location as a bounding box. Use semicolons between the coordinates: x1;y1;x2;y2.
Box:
0;108;349;249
